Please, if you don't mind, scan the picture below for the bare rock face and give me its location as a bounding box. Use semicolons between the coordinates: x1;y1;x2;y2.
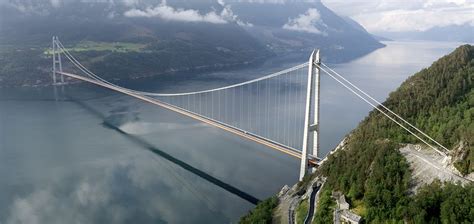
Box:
399;144;472;192
278;185;290;198
447;141;474;179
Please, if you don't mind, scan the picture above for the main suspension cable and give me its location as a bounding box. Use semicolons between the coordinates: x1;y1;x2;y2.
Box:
316;64;447;157
57;39;308;97
321;62;449;153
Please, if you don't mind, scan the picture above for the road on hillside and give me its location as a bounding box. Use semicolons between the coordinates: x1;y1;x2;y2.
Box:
304;183;321;224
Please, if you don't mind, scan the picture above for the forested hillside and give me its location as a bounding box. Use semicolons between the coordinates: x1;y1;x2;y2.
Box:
240;45;473;223
0;0;384;87
0;1;271;87
318;45;473;223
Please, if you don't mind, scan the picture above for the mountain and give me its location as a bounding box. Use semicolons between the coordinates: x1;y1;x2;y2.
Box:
241;45;474;223
316;45;473;222
0;0;383;87
229;0;385;62
375;23;474;43
0;0;273;87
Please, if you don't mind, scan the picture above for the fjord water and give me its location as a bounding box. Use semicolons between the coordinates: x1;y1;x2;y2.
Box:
0;41;462;223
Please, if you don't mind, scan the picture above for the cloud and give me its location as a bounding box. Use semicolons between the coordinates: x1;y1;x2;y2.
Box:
124;2;228;24
7;190;50;224
4;157;228;223
124;0;252;26
232;0;320;3
124;1;229;24
283;8;327;35
118;121;207;135
50;0;60;8
323;0;474;32
357;8;474;32
233;0;287;3
1;1;45;14
218;0;254;26
121;0;139;7
1;0;253;26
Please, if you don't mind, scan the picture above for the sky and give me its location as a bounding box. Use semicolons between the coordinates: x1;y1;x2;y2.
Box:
322;0;474;32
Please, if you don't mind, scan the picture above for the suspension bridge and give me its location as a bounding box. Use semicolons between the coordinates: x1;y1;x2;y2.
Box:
50;36;449;181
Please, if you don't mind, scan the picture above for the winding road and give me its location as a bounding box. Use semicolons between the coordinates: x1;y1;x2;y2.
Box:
304;183;321;224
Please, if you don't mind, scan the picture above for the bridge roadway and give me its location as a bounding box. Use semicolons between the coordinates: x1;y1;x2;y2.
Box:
58;72;320;165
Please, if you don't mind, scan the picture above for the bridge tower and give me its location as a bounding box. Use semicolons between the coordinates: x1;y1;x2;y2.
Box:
52;36;64;85
299;49;321;181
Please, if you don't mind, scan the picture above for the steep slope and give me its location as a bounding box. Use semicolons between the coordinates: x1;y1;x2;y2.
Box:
240;45;473;223
0;0;272;87
229;0;385;62
317;44;473;222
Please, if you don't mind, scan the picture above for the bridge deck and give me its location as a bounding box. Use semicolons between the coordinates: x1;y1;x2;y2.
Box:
58;72;320;165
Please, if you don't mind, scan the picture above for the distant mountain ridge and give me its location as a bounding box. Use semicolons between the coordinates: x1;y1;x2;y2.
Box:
375;23;474;43
229;1;385;62
0;0;383;87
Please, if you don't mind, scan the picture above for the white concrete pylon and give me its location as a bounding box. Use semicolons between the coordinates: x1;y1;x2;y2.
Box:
313;50;321;165
52;36;57;85
299;49;321;181
52;36;64;85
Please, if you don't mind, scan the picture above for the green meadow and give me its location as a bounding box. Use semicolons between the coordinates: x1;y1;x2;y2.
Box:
44;41;147;54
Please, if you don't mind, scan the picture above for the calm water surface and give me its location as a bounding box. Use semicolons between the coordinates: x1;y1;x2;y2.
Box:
0;41;462;223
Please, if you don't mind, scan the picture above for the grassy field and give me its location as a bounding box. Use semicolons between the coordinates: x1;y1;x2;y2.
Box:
44;41;147;54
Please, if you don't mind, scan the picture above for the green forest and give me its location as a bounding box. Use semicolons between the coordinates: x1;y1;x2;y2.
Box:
0;38;271;87
240;45;473;223
239;197;278;224
317;44;473;223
